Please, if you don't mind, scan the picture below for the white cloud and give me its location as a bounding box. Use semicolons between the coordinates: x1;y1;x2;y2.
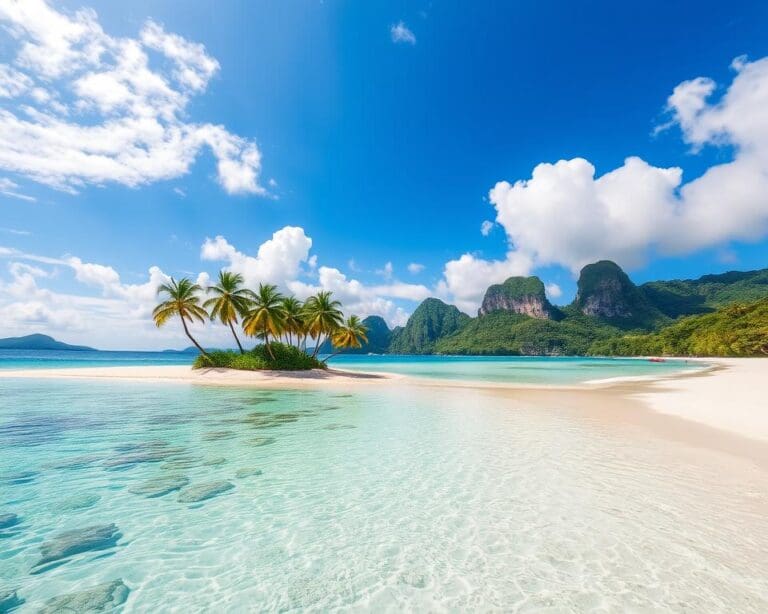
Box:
438;55;768;313
0;0;265;195
407;262;424;274
480;220;494;236
0;227;30;236
390;21;416;45
376;261;394;280
436;251;533;314
201;226;313;289
204;228;430;327
545;283;562;300
0;176;36;201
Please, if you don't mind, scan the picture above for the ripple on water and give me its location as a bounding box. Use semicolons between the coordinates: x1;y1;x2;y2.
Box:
1;379;767;612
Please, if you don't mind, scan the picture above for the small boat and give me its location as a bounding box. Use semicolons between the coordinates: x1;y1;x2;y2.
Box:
648;357;666;363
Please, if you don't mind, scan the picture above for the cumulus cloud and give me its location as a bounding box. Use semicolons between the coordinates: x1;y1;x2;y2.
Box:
390;21;416;45
480;220;494;236
0;177;35;201
407;262;424;274
438;55;768;313
436;251;533;314
545;283;562;300
0;0;265;195
201;226;313;289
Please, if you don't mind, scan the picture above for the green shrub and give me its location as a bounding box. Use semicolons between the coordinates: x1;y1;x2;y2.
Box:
193;342;326;371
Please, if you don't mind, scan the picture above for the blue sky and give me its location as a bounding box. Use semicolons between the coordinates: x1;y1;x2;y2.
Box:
1;0;768;348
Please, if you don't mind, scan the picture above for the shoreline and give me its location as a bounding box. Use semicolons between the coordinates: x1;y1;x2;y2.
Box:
0;358;766;449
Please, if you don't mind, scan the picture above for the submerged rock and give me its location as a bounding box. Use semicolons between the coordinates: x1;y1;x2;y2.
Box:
0;470;37;485
128;475;189;498
160;456;204;471
177;481;234;504
0;590;24;612
114;440;170;453
202;430;235;441
50;455;102;470
248;437;276;447
39;579;129;613
203;457;227;467
0;512;20;529
235;467;263;479
59;494;100;511
36;523;121;567
102;447;185;469
322;423;356;430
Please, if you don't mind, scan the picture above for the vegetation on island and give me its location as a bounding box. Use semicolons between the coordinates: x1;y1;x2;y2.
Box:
324;261;768;358
153;272;368;370
388;298;471;354
589;299;768;357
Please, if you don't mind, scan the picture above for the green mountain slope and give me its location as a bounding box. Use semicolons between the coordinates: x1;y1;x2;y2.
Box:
0;334;95;351
389;298;470;354
589;299;768;356
641;268;768;318
435;311;619;355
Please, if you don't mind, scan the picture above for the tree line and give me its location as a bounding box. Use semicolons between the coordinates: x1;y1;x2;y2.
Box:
152;272;368;362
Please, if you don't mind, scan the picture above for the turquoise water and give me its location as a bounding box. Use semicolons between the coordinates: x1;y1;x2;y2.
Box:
1;377;767;611
0;350;193;370
329;354;702;385
0;350;701;385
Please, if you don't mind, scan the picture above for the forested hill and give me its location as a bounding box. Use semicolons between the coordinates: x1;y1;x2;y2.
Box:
329;261;768;357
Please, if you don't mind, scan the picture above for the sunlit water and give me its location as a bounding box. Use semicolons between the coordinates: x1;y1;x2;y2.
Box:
0;350;702;386
1;376;767;612
328;354;702;384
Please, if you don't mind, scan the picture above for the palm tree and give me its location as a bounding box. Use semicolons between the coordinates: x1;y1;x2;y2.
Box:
243;283;285;360
303;291;343;357
281;296;304;346
325;315;368;361
203;271;252;354
153;278;210;359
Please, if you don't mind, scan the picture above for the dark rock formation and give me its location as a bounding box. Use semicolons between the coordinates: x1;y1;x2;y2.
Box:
177;481;234;504
478;276;555;319
36;524;121;567
39;580;129;613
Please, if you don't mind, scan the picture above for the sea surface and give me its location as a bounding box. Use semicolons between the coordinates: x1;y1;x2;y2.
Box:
2;355;767;611
0;350;702;385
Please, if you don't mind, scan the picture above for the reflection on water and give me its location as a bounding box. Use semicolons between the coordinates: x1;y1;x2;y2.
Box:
1;378;766;611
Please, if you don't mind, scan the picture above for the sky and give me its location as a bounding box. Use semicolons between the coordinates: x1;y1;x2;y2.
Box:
1;0;768;349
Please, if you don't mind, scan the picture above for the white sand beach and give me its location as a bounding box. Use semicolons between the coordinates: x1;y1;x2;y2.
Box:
1;358;766;446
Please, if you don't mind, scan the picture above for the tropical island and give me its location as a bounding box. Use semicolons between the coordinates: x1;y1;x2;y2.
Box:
323;260;768;357
152;273;368;371
148;260;768;367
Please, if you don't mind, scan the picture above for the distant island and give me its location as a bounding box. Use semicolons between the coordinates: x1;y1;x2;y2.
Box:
0;334;95;352
326;261;768;358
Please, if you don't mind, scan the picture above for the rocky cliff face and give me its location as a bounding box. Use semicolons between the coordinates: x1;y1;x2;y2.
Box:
573;261;665;328
479;276;554;319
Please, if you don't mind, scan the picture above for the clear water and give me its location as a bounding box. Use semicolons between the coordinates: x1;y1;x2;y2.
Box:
328;354;702;385
1;378;766;611
0;349;193;370
0;350;702;385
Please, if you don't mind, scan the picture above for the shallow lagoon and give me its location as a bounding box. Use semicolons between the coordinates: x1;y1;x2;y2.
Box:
1;378;767;611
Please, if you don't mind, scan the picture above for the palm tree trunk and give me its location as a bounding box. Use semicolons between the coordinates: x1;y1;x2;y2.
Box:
263;325;275;360
229;320;244;354
312;334;324;358
181;316;209;359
